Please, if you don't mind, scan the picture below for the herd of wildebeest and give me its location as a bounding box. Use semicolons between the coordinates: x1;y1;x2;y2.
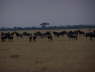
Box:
0;29;95;42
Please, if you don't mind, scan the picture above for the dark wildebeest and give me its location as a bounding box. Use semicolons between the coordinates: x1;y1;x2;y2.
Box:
13;32;23;39
67;31;78;40
29;35;37;42
29;32;38;42
84;32;95;40
43;32;53;40
53;31;67;38
0;32;14;42
40;32;53;40
22;32;32;37
33;32;43;38
29;31;53;42
0;32;7;42
74;30;85;35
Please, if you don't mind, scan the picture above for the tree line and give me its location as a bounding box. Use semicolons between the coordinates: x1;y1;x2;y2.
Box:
0;24;95;31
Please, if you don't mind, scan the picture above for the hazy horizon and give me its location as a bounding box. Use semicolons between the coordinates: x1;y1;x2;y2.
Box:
0;0;95;27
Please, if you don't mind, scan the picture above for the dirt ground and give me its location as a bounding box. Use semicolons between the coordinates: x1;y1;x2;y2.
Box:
0;29;95;72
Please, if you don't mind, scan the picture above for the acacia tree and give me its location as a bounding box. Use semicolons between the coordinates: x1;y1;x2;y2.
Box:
40;22;50;28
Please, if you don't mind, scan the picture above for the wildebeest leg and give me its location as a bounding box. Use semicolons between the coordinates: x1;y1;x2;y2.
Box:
48;36;53;40
33;36;37;42
29;37;32;42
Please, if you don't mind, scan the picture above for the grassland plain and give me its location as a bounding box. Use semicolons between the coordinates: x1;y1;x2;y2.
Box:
0;29;95;72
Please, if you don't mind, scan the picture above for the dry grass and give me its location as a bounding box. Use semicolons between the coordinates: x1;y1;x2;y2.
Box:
0;29;95;72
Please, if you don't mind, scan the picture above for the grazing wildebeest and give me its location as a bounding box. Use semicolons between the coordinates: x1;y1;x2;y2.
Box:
33;32;43;38
41;32;53;40
43;32;53;40
13;32;23;39
47;34;53;40
0;32;14;42
29;31;53;42
0;32;7;42
67;31;78;40
53;31;67;38
74;30;85;35
22;32;32;37
29;35;37;42
8;33;14;40
84;32;95;40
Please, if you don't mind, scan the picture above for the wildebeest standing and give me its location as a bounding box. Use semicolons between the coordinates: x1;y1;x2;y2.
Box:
67;31;78;40
29;34;37;42
53;31;67;38
0;32;14;42
84;32;95;40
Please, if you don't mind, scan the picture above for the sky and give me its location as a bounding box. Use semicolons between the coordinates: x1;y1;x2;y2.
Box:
0;0;95;27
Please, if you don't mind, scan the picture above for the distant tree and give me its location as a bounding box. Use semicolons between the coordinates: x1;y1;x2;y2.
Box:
40;22;50;28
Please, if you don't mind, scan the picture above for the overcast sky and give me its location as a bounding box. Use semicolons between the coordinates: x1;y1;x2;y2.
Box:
0;0;95;27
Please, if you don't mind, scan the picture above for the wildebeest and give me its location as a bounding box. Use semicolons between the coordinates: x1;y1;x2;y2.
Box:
44;32;53;40
67;31;78;40
29;31;53;42
33;31;44;38
0;32;7;42
84;32;95;40
53;31;67;38
74;30;85;35
22;32;32;37
13;32;23;39
29;35;37;42
0;32;14;42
